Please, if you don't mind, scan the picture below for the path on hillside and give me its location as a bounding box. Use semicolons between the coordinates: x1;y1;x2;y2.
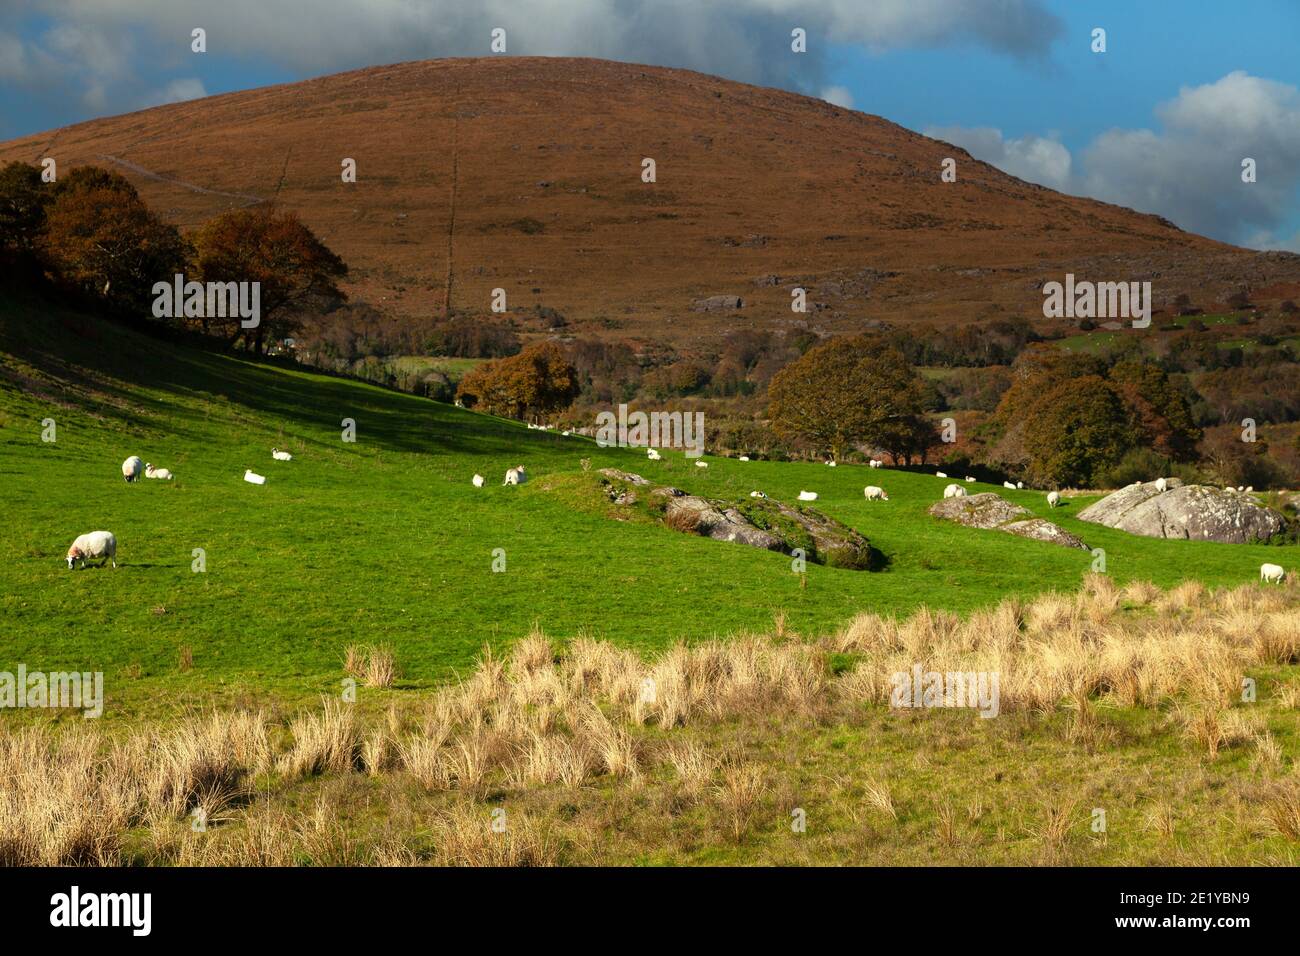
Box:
442;89;460;319
96;154;265;205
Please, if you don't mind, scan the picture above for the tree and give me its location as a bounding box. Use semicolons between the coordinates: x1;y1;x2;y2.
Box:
456;342;580;421
767;337;933;460
0;162;49;259
191;207;347;352
1108;361;1201;460
1021;375;1134;488
38;166;186;314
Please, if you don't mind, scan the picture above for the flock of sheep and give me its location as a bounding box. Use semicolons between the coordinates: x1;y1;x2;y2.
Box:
65;439;1290;587
64;448;294;570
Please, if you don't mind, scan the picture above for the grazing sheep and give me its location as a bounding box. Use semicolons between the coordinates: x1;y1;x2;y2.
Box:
965;476;976;482
471;474;485;487
1154;477;1168;492
864;485;888;501
144;463;173;480
1003;481;1016;490
695;461;708;468
797;491;818;502
1047;491;1061;508
739;456;750;462
749;490;767;498
647;448;662;461
561;430;571;437
121;456;142;483
944;483;967;499
244;470;266;485
936;471;948;478
271;448;293;461
868;459;882;469
503;465;527;486
1016;481;1024;489
826;460;837;467
1261;563;1285;584
66;531;116;570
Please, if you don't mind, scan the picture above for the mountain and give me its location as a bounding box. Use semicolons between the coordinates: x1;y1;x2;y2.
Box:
4;56;1299;349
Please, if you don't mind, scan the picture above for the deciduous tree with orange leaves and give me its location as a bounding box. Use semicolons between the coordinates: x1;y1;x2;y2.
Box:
457;342;580;422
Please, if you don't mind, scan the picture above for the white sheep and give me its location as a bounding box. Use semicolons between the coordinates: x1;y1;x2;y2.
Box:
1003;481;1016;490
1261;563;1285;584
1016;481;1024;489
1246;486;1254;493
936;471;948;478
868;459;882;468
965;476;976;482
67;531;117;569
272;448;293;461
826;460;837;467
1047;491;1061;508
695;460;708;468
1154;477;1167;492
244;470;266;485
504;465;527;486
864;485;888;501
647;448;662;460
739;456;750;462
144;463;173;480
749;490;767;499
472;474;485;487
797;491;818;502
944;483;967;499
121;456;142;483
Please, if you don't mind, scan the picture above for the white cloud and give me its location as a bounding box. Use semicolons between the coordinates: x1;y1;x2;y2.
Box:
925;125;1072;190
928;73;1300;250
145;77;207;107
820;84;853;109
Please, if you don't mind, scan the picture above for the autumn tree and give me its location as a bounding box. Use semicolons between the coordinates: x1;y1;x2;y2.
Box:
1020;375;1134;488
1108;361;1201;460
38;166;187;314
456;342;580;421
191;207;347;352
767;337;934;460
0;162;50;267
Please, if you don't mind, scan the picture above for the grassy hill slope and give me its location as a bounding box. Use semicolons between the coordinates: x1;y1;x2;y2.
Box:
1;293;1293;718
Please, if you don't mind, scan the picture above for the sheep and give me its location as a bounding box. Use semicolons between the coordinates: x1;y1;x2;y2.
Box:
868;459;882;469
1047;491;1061;508
647;448;662;461
144;463;173;480
826;460;837;467
944;483;966;499
1016;481;1024;489
472;474;485;488
1154;477;1168;492
1003;481;1016;490
965;476;976;483
244;470;266;485
797;491;818;502
503;465;527;486
864;485;888;501
66;531;117;570
1261;563;1285;584
1246;486;1254;493
936;471;948;478
749;490;767;498
121;456;142;483
739;456;751;462
271;448;293;461
695;460;708;468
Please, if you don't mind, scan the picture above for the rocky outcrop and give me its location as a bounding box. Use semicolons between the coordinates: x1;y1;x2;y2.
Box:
596;469;881;569
691;294;743;312
1077;480;1288;544
928;493;1089;550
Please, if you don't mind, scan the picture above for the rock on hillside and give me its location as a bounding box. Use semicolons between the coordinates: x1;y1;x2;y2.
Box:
597;469;881;569
1077;480;1288;544
928;493;1089;550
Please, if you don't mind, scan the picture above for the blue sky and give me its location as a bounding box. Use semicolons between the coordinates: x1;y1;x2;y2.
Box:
2;0;1298;249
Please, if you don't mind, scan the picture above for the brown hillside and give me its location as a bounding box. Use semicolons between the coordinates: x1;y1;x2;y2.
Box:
4;56;1299;348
